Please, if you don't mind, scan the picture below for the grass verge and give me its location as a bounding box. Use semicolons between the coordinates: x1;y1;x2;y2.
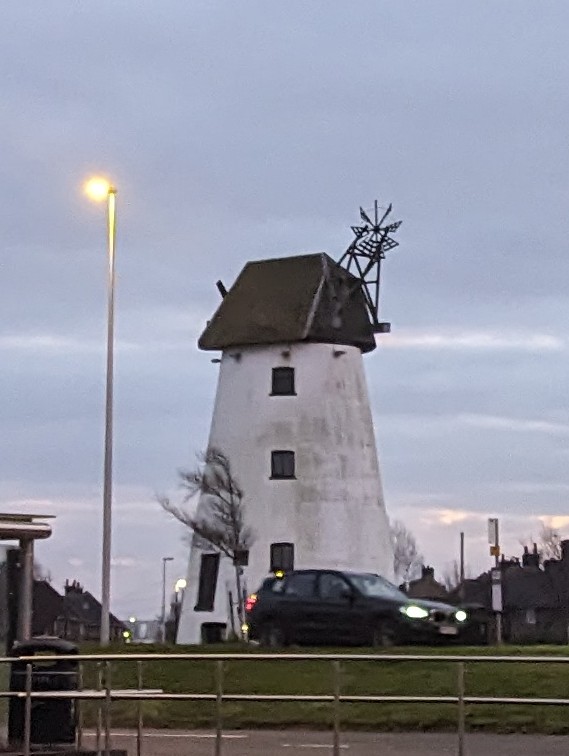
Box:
72;644;569;734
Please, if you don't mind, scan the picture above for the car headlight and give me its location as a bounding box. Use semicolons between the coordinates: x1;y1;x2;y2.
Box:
455;610;467;623
400;605;429;619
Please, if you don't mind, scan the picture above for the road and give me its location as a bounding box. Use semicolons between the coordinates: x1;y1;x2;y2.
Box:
83;729;569;755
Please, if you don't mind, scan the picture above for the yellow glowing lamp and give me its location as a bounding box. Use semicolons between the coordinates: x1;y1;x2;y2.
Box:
84;177;114;201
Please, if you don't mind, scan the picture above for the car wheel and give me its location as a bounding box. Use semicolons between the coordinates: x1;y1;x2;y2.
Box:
260;623;286;649
371;622;395;648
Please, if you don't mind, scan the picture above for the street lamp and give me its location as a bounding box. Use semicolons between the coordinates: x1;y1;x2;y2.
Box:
161;557;174;643
85;176;117;647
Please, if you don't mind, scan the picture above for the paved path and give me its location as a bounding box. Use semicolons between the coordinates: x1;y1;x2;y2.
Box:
83;729;569;755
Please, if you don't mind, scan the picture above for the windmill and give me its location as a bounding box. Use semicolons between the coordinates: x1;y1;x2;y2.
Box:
177;238;398;643
337;200;402;333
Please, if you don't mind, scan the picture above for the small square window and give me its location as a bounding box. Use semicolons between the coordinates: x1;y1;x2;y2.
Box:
270;542;295;572
271;450;295;479
271;367;295;396
525;608;536;625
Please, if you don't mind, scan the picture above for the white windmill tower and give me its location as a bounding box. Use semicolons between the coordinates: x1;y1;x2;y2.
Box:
177;202;402;644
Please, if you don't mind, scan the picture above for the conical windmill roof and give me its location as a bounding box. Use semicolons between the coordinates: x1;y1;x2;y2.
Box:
199;252;376;353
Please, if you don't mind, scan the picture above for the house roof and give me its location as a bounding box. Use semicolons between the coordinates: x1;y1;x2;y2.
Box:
33;580;65;634
502;566;562;610
33;580;126;631
199;253;377;353
451;563;568;611
406;573;449;601
63;588;124;628
449;576;490;607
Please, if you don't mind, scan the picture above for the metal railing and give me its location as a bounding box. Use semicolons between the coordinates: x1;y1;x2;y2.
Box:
1;651;569;756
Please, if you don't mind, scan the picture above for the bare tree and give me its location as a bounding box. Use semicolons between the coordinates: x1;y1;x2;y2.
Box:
158;448;254;635
520;523;563;563
538;524;562;561
34;562;52;583
441;559;471;592
390;520;423;584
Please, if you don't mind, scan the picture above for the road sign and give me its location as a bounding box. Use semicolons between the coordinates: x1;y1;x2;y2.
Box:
488;518;499;545
491;568;503;612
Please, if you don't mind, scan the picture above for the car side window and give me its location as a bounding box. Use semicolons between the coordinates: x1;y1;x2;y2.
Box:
283;573;316;598
319;573;352;601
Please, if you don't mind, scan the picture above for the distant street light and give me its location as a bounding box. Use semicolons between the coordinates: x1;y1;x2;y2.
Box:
161;557;174;643
85;176;117;647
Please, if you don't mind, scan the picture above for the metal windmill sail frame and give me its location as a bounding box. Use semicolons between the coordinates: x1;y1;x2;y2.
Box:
337;200;402;332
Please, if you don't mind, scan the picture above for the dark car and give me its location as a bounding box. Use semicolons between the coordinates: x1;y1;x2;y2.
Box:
245;569;467;647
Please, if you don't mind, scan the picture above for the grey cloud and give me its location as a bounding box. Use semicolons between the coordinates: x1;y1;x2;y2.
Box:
3;1;569;615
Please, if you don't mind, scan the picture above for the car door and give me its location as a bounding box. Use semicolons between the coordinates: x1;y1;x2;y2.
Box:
278;572;320;644
314;572;361;645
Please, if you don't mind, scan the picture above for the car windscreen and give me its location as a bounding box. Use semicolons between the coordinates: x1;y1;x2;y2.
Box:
348;573;408;601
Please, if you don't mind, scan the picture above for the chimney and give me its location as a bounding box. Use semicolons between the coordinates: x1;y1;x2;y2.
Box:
421;565;434;579
522;544;539;569
64;579;83;594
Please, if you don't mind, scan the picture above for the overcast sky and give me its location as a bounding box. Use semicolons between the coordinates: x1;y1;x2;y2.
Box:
2;1;569;618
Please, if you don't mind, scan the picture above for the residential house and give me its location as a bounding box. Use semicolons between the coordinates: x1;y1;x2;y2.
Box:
59;580;126;642
32;579;126;643
406;566;449;601
404;565;489;644
446;541;569;644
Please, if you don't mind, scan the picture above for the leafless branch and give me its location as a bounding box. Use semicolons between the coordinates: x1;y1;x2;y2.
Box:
519;523;563;563
158;448;255;636
390;519;423;583
158;447;254;559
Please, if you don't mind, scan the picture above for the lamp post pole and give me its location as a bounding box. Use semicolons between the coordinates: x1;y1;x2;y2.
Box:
161;557;174;643
100;185;117;646
85;177;118;646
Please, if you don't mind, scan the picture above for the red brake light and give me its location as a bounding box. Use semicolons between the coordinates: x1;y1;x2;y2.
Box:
245;594;258;613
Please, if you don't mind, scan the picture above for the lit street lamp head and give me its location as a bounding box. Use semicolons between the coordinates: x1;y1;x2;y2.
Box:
84;177;116;201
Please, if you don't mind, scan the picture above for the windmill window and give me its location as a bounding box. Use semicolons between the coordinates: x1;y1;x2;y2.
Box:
194;553;220;612
271;367;295;396
271;450;295;479
270;542;295;573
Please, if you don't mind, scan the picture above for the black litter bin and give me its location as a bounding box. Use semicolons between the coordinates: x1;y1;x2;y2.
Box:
8;638;78;747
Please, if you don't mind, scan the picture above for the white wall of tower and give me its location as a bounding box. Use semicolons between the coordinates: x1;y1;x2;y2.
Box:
177;341;394;644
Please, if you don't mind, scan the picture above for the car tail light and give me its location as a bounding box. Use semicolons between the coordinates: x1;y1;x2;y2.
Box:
245;593;258;613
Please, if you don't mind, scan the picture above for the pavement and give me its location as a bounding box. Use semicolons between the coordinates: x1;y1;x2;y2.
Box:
82;729;569;755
